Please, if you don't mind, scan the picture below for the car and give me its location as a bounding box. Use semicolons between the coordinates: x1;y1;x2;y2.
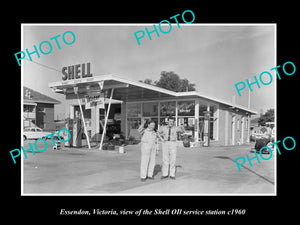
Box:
23;127;53;141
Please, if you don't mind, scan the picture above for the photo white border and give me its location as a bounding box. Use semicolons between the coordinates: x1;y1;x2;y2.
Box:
20;23;277;196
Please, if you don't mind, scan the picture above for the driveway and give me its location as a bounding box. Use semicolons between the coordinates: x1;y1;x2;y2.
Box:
22;140;275;195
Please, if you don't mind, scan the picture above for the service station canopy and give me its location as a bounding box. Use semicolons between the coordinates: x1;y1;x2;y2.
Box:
48;74;257;115
48;74;178;101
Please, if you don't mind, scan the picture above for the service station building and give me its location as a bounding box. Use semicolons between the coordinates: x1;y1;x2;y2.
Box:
49;64;256;148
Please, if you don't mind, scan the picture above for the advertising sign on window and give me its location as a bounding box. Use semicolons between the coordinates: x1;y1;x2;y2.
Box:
85;93;105;109
178;101;195;116
160;101;176;116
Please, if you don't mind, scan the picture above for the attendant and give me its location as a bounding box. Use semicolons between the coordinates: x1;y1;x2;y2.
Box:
138;120;158;181
158;116;184;180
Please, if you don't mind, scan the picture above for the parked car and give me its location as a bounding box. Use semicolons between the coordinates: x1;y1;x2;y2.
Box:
23;127;53;141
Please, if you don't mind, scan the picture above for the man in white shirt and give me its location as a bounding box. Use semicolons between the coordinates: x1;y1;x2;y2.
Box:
158;116;184;180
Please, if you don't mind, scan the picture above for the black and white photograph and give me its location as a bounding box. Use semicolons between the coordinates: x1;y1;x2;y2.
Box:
21;23;276;195
4;3;299;223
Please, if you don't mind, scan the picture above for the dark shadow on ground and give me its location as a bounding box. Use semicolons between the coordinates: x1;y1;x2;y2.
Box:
153;164;162;177
214;156;274;185
153;164;183;177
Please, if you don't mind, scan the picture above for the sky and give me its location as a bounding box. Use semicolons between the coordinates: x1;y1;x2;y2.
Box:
22;24;275;120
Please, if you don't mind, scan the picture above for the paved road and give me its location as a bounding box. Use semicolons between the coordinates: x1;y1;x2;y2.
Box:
22;140;275;195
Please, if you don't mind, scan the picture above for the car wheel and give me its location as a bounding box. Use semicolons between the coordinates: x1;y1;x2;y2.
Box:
23;135;27;141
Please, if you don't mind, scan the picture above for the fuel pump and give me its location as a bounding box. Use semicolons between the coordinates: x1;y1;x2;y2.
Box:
203;111;211;147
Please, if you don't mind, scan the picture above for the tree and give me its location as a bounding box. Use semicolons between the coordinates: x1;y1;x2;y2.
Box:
179;78;196;92
139;78;154;85
258;109;274;126
143;78;153;85
147;71;196;92
155;71;181;91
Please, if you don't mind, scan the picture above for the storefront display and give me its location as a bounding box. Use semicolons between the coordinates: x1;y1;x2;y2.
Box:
160;101;176;116
127;103;142;117
143;102;158;117
178;100;195;116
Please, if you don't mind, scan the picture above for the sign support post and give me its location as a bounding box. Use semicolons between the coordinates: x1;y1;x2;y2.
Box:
99;88;114;150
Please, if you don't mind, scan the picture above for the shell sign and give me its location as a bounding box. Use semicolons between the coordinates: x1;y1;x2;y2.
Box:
62;62;92;80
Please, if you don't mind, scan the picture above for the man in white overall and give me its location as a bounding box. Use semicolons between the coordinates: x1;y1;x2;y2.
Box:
158;116;184;180
138;120;158;181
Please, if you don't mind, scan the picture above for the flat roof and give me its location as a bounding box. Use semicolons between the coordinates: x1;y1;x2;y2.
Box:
48;74;257;115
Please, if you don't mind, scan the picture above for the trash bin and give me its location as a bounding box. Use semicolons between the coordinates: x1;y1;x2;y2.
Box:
119;145;125;154
183;140;190;148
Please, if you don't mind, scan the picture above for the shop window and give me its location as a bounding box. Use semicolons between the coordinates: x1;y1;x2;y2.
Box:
127;103;142;139
199;105;207;117
127;118;141;139
199;105;215;117
160;101;176;116
178;117;195;138
159;117;168;126
127;103;142;118
143;102;158;117
178;117;195;127
178;101;195;116
127;118;141;129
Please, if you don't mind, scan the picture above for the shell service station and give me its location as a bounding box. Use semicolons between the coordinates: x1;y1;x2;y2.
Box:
48;62;257;150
